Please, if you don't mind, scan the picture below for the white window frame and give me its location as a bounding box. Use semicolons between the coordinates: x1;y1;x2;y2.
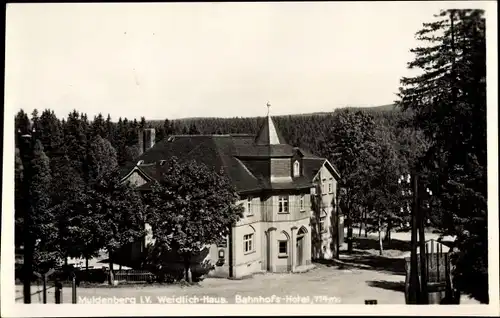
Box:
243;234;254;253
293;160;300;177
299;194;305;212
278;196;289;213
247;197;253;216
278;240;288;257
328;182;332;194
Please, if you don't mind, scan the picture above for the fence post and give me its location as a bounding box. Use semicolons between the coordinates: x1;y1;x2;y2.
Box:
43;275;47;304
72;273;77;304
55;281;62;304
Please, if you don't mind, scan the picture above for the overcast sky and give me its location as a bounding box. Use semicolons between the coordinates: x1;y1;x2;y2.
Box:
5;1;495;120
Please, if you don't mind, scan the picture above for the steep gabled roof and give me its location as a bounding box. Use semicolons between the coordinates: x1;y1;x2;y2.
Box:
254;116;287;145
121;112;340;194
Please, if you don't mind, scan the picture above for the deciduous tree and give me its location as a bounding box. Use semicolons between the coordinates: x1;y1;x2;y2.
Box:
87;169;147;284
146;157;244;282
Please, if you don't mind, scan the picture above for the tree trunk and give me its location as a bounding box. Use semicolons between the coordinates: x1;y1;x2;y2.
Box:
347;216;353;253
384;219;392;245
184;254;192;283
85;257;89;272
364;209;368;238
108;251;114;285
378;216;383;256
358;218;362;237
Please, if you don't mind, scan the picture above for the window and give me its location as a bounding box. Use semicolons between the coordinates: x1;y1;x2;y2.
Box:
243;234;254;253
328;182;332;194
247;197;253;215
293;160;300;177
278;241;288;257
322;183;327;195
299;194;305;211
278;196;289;213
319;217;326;233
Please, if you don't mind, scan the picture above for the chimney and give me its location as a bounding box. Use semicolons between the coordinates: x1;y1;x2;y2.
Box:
138;128;156;154
138;130;144;155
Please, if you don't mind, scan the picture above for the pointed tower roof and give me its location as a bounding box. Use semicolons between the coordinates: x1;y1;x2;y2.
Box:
254;102;287;145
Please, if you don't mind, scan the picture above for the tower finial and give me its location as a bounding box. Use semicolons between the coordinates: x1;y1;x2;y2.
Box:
266;101;271;116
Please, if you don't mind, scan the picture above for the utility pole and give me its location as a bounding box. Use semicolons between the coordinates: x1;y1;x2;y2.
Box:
418;181;428;304
408;171;421;304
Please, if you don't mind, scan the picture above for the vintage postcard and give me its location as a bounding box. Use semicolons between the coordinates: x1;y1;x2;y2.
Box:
2;1;498;316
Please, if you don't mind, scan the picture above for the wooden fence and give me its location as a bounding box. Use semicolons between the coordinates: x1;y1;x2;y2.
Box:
113;270;155;282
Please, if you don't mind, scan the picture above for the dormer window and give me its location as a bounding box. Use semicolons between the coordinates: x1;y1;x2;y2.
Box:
247;197;253;216
293;160;300;177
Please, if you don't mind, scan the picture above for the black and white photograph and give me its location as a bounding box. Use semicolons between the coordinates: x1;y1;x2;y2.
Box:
1;1;498;316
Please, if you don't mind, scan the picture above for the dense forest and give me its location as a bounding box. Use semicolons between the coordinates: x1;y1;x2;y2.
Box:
15;104;407;169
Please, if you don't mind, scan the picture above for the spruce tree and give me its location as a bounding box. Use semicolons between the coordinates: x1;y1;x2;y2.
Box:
139;116;147;129
37;110;64;159
91;113;106;138
397;9;487;303
188;123;200;135
105;114;114;142
62;110;88;176
15;110;31;146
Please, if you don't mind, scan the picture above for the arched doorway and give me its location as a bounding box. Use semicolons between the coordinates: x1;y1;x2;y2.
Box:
296;227;307;266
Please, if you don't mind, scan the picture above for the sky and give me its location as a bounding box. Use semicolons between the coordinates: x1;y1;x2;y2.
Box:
4;1;496;120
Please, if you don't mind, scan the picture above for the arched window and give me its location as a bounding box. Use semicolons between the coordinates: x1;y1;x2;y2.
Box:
277;231;290;258
293;160;300;177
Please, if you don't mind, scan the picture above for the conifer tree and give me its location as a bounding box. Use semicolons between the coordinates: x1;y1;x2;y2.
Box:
139;116;147;129
397;9;487;303
62;110;88;176
91;113;106;138
15;110;31;146
188;123;200;135
105;114;114;142
37;110;64;159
